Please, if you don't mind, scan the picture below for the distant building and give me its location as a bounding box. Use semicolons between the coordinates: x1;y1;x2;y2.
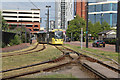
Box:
2;9;41;33
50;20;55;30
98;30;116;40
74;0;86;20
55;0;74;30
88;1;118;27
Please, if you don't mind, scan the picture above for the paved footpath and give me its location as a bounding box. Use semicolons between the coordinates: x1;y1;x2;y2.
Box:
64;41;115;52
2;40;37;52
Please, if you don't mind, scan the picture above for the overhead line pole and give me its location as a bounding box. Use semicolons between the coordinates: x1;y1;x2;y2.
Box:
46;6;51;44
86;1;88;48
116;1;120;53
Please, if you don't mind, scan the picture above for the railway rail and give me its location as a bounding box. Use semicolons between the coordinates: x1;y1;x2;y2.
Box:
1;45;119;79
62;46;120;73
55;45;119;78
80;49;119;65
1;52;70;79
2;44;45;58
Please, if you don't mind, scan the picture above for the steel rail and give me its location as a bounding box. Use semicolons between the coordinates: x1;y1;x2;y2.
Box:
1;54;66;73
81;49;119;65
2;62;71;80
62;46;120;73
55;45;109;79
2;44;45;57
78;61;108;80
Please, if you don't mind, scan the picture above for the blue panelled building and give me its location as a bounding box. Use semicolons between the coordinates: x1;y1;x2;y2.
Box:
88;1;118;27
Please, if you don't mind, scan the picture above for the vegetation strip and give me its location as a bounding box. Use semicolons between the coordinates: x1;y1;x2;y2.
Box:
0;60;51;73
2;45;119;79
2;62;71;80
2;44;45;57
1;54;66;73
81;49;119;65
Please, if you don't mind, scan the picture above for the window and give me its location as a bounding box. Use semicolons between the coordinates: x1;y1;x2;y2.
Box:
7;20;17;22
96;4;101;12
33;29;39;31
89;14;96;23
96;14;101;23
19;16;32;18
103;4;110;11
89;5;95;12
19;12;32;14
112;3;117;11
34;25;38;27
3;11;17;14
103;13;110;24
34;13;39;14
26;25;32;27
112;13;117;27
3;16;17;18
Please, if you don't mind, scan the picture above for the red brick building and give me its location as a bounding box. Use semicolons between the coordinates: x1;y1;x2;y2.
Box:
2;9;41;33
75;0;86;20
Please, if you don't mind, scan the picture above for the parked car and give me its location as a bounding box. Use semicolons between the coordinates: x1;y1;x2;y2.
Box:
92;40;105;47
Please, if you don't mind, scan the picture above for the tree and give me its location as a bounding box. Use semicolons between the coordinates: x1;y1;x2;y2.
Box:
101;21;110;31
94;22;102;39
66;15;86;41
88;21;111;39
9;34;21;46
0;12;8;31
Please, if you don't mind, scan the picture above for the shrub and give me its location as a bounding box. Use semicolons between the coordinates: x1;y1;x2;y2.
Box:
2;42;6;48
9;34;21;46
21;33;25;43
103;38;116;44
21;33;30;43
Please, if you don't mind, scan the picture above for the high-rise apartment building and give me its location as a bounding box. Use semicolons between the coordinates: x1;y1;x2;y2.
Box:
2;9;41;33
74;0;117;27
55;0;74;30
88;1;118;27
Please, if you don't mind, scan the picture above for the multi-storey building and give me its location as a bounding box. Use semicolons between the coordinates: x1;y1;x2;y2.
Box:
74;0;108;20
74;0;86;20
88;1;118;27
2;9;41;33
55;0;74;30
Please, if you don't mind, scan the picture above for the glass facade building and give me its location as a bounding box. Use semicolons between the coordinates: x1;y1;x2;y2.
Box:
88;1;118;27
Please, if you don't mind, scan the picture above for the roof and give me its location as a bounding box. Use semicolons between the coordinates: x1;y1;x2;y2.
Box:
98;30;115;35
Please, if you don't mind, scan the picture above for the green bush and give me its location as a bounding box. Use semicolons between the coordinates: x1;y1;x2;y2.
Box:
9;34;21;46
21;33;25;43
104;38;116;44
21;33;30;43
2;42;6;48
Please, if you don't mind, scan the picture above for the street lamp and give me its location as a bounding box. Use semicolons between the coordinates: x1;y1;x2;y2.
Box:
46;6;51;44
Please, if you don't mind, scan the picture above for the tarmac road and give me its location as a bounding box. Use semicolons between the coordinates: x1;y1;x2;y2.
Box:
64;41;116;52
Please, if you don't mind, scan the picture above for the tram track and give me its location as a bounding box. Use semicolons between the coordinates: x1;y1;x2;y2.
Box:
1;52;71;79
80;49;119;65
2;44;45;58
1;45;119;79
55;45;119;79
62;46;120;73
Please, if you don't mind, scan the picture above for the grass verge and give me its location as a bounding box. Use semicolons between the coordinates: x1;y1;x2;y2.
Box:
2;45;62;70
63;44;118;62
